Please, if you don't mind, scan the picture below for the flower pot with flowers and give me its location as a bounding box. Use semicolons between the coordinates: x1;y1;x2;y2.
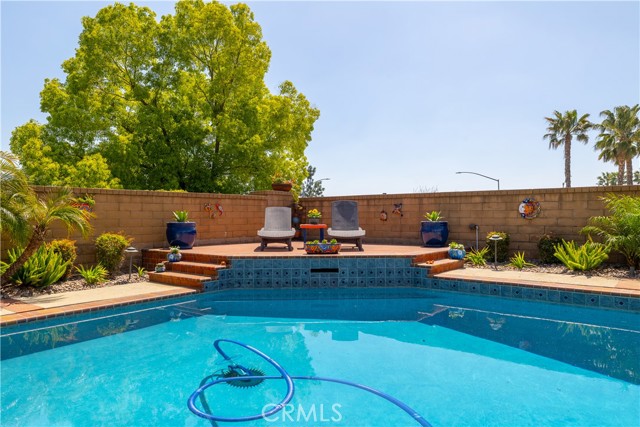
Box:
448;242;466;260
271;172;293;192
305;239;341;254
307;208;322;224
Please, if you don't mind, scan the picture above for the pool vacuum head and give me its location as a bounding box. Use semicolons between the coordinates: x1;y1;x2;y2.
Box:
220;365;266;388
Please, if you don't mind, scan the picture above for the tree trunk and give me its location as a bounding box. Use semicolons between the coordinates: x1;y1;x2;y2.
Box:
617;157;625;185
625;158;633;185
564;136;572;187
0;230;44;288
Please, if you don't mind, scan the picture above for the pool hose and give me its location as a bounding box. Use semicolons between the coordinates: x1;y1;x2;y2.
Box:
187;338;432;426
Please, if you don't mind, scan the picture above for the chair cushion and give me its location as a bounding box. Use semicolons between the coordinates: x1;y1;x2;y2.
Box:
327;228;365;238
258;229;296;238
263;207;293;231
331;200;359;230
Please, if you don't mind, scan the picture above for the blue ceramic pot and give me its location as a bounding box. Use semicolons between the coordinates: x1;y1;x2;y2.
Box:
166;222;197;249
167;252;182;262
448;248;466;260
420;221;449;247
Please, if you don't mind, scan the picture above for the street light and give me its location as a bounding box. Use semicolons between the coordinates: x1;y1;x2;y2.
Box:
456;171;500;190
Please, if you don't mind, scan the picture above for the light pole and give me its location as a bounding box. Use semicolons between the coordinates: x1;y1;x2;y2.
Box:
125;246;138;281
456;171;500;190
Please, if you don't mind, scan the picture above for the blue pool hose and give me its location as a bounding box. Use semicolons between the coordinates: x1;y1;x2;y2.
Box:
187;339;432;427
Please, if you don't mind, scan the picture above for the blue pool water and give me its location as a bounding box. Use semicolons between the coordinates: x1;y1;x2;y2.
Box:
1;288;639;426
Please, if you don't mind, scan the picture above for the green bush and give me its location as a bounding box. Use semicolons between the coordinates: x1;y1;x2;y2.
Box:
76;264;108;285
582;194;640;269
47;239;77;278
465;247;489;266
485;231;510;262
95;232;131;274
8;245;69;288
537;233;563;264
553;239;610;271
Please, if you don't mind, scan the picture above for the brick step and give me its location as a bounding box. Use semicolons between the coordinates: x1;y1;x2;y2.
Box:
412;248;451;264
143;248;228;268
166;261;224;277
415;259;465;277
148;271;212;289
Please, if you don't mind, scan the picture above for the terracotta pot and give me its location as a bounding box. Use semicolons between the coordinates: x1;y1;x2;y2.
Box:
271;182;292;192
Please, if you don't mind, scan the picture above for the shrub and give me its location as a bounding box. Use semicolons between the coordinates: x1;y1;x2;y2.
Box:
485;231;510;262
135;265;147;278
172;210;189;222
95;232;131;274
7;245;69;288
76;264;108;285
553;239;610;271
509;252;535;270
537;233;563;264
582;194;640;270
423;211;443;221
47;239;77;278
465;247;489;266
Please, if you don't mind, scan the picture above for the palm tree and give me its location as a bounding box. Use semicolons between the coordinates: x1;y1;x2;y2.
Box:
596;172;619;186
595;105;640;185
543;110;593;188
0;151;93;287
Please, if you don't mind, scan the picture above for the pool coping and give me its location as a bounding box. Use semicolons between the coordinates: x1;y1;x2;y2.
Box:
1;266;638;327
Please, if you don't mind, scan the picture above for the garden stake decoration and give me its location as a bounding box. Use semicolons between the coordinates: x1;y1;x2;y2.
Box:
379;209;388;221
393;203;403;217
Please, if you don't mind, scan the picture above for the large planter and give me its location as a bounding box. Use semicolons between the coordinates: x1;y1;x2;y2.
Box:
271;182;292;192
420;221;449;247
305;243;341;254
166;222;197;249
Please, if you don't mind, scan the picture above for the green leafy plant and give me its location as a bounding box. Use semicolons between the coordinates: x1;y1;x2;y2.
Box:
553;239;610;271
423;211;443;221
7;245;69;288
485;231;510;262
47;239;77;278
169;246;181;254
449;242;464;250
75;264;108;285
509;252;536;270
95;232;132;274
75;194;95;207
537;233;563;264
330;238;338;244
135;265;147;278
172;210;189;222
465;247;489;266
581;194;640;270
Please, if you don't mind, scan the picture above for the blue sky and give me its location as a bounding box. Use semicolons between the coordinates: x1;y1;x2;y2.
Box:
2;1;639;196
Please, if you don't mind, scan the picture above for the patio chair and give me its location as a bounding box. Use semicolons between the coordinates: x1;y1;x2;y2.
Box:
257;207;295;251
327;200;366;251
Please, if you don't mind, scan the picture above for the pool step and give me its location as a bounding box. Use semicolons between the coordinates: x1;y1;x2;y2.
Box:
415;259;465;277
148;270;213;289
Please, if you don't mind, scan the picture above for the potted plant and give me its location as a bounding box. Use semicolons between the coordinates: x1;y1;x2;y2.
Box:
307;208;322;224
420;211;449;247
167;246;182;262
166;210;197;249
448;242;466;260
271;172;293;192
305;239;341;254
155;262;166;273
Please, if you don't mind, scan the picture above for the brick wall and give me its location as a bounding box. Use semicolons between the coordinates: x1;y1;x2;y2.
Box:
1;185;637;265
300;185;640;259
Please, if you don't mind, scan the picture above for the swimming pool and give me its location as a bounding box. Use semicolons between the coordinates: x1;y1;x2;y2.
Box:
1;288;638;426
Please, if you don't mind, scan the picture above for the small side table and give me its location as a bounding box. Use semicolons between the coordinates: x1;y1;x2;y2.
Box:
299;223;328;246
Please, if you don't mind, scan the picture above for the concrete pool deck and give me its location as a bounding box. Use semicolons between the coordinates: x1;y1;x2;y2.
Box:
1;243;638;327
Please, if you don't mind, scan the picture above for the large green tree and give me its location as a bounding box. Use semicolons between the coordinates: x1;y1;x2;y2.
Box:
10;0;319;192
594;105;640;186
543;110;593;188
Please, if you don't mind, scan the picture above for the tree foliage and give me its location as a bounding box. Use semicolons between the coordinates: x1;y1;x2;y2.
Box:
10;0;319;192
300;165;326;198
594;105;640;186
